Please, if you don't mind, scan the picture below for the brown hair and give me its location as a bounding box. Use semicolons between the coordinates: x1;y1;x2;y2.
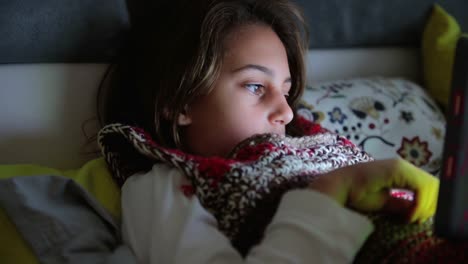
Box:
98;0;309;149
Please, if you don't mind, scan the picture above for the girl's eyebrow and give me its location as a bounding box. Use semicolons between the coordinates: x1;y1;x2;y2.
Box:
233;64;273;76
232;64;291;83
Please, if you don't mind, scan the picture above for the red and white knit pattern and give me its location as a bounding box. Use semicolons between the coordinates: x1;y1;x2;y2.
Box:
98;118;372;254
98;116;468;261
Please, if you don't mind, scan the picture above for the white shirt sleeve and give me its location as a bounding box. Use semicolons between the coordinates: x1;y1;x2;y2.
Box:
121;164;374;264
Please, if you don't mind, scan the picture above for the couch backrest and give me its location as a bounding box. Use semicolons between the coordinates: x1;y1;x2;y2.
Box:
2;0;468;64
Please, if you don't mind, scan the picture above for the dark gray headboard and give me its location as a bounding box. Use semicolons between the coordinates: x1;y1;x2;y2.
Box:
295;0;468;48
1;0;467;63
0;0;130;64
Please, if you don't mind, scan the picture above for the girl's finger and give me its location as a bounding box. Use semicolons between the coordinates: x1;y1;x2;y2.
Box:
348;188;389;212
390;159;439;223
411;177;439;223
383;189;416;223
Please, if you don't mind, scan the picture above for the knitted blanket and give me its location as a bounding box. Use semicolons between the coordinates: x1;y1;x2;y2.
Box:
98;117;468;262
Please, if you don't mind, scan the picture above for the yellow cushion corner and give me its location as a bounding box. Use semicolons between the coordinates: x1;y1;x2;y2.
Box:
61;158;121;220
0;158;120;263
422;4;461;109
0;207;38;264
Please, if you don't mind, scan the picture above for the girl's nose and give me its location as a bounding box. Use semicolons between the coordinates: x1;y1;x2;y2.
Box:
268;92;294;126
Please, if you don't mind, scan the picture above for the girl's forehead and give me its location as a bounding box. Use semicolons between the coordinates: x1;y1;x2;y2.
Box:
223;23;271;46
221;24;289;71
223;24;284;57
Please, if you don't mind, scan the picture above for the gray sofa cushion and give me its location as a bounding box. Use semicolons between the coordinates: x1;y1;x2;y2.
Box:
1;0;468;63
0;0;130;64
295;0;468;48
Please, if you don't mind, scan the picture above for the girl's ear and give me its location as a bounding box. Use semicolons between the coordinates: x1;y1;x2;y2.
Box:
177;112;192;126
177;105;192;126
164;106;192;125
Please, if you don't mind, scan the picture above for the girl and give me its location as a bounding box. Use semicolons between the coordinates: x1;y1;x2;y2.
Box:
98;0;439;262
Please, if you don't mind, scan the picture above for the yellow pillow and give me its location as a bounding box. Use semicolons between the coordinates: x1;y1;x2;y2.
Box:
422;4;462;110
0;158;120;264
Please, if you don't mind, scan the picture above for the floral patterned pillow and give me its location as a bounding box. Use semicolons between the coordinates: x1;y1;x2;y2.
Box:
298;77;446;175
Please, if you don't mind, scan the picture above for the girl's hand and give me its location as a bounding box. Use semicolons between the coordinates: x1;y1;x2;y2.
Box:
309;158;440;223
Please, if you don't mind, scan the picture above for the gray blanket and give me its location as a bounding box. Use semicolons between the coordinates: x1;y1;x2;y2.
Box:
0;175;135;264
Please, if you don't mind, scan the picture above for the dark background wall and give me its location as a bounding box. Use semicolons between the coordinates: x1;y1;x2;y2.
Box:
0;0;467;63
294;0;468;48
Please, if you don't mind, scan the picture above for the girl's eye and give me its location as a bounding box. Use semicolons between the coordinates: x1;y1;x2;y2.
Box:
245;84;266;96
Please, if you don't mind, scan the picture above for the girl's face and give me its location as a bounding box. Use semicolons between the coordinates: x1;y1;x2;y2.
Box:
179;24;293;157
